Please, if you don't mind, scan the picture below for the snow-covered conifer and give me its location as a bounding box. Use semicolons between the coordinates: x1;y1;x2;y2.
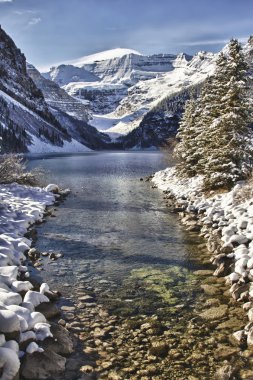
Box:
175;39;253;190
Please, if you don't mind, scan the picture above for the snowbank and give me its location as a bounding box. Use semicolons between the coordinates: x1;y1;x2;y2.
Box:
152;167;253;347
0;183;58;378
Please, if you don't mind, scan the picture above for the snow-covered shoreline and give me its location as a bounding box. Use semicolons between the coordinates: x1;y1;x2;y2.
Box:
0;182;70;379
152;167;253;347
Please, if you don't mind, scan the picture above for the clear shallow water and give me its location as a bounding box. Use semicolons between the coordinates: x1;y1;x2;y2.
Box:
27;152;248;379
29;152;205;283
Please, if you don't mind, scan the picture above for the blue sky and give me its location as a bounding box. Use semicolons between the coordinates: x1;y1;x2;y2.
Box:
0;0;252;70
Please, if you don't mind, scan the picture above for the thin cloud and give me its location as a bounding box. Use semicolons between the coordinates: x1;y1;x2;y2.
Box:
14;10;35;16
181;37;248;47
0;0;13;3
28;17;41;26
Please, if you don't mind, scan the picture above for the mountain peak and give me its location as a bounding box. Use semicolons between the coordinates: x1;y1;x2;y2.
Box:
64;48;142;67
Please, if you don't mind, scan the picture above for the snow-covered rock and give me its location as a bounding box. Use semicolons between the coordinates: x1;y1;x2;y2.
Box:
34;322;53;341
44;184;59;194
11;281;33;293
0;347;20;380
23;291;49;308
0;310;20;333
0;182;60;376
26;341;44;354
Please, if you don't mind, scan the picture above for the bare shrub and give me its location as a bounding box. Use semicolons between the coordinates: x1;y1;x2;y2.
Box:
0;154;46;186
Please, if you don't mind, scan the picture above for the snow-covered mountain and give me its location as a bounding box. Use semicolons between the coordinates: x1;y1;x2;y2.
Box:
44;40;253;150
44;49;192;116
2;25;253;152
0;26;108;153
42;48;214;148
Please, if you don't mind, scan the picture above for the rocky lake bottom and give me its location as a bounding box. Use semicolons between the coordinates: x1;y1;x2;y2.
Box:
34;229;250;380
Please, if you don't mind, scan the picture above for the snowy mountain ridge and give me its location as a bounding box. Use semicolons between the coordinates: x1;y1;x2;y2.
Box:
63;48;142;67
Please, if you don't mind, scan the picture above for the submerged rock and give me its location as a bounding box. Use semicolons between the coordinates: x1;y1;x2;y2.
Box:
149;341;169;357
215;364;238;380
199;305;228;321
200;284;221;296
214;345;240;360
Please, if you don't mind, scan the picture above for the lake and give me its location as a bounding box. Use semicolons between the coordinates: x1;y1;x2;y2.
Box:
28;152;247;380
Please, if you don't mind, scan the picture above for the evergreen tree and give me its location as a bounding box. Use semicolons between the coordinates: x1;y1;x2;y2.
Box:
203;39;253;188
174;92;203;177
175;39;253;189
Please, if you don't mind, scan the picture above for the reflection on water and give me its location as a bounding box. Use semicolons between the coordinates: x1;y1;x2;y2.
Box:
29;152;202;285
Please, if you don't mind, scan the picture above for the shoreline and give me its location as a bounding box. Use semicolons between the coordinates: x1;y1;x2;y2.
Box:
151;167;253;366
0;182;74;380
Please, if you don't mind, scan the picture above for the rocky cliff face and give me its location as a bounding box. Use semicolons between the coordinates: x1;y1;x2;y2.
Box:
27;64;110;150
81;53;189;84
0;26;77;152
27;64;91;122
0;26;64;127
0;26;108;152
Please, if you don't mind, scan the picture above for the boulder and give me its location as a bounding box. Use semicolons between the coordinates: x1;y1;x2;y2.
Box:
24;291;49;307
0;291;22;306
231;283;249;301
149;341;169;357
28;248;40;260
213;261;232;277
36;302;60;319
21;349;66;379
248;308;253;322
40;324;74;356
230;330;247;347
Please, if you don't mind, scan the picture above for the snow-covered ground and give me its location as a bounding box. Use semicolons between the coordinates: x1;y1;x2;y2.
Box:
152;167;253;345
0;183;60;378
28;135;91;154
90;113;143;139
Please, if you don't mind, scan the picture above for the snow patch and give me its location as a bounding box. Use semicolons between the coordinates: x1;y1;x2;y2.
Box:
64;48;142;67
